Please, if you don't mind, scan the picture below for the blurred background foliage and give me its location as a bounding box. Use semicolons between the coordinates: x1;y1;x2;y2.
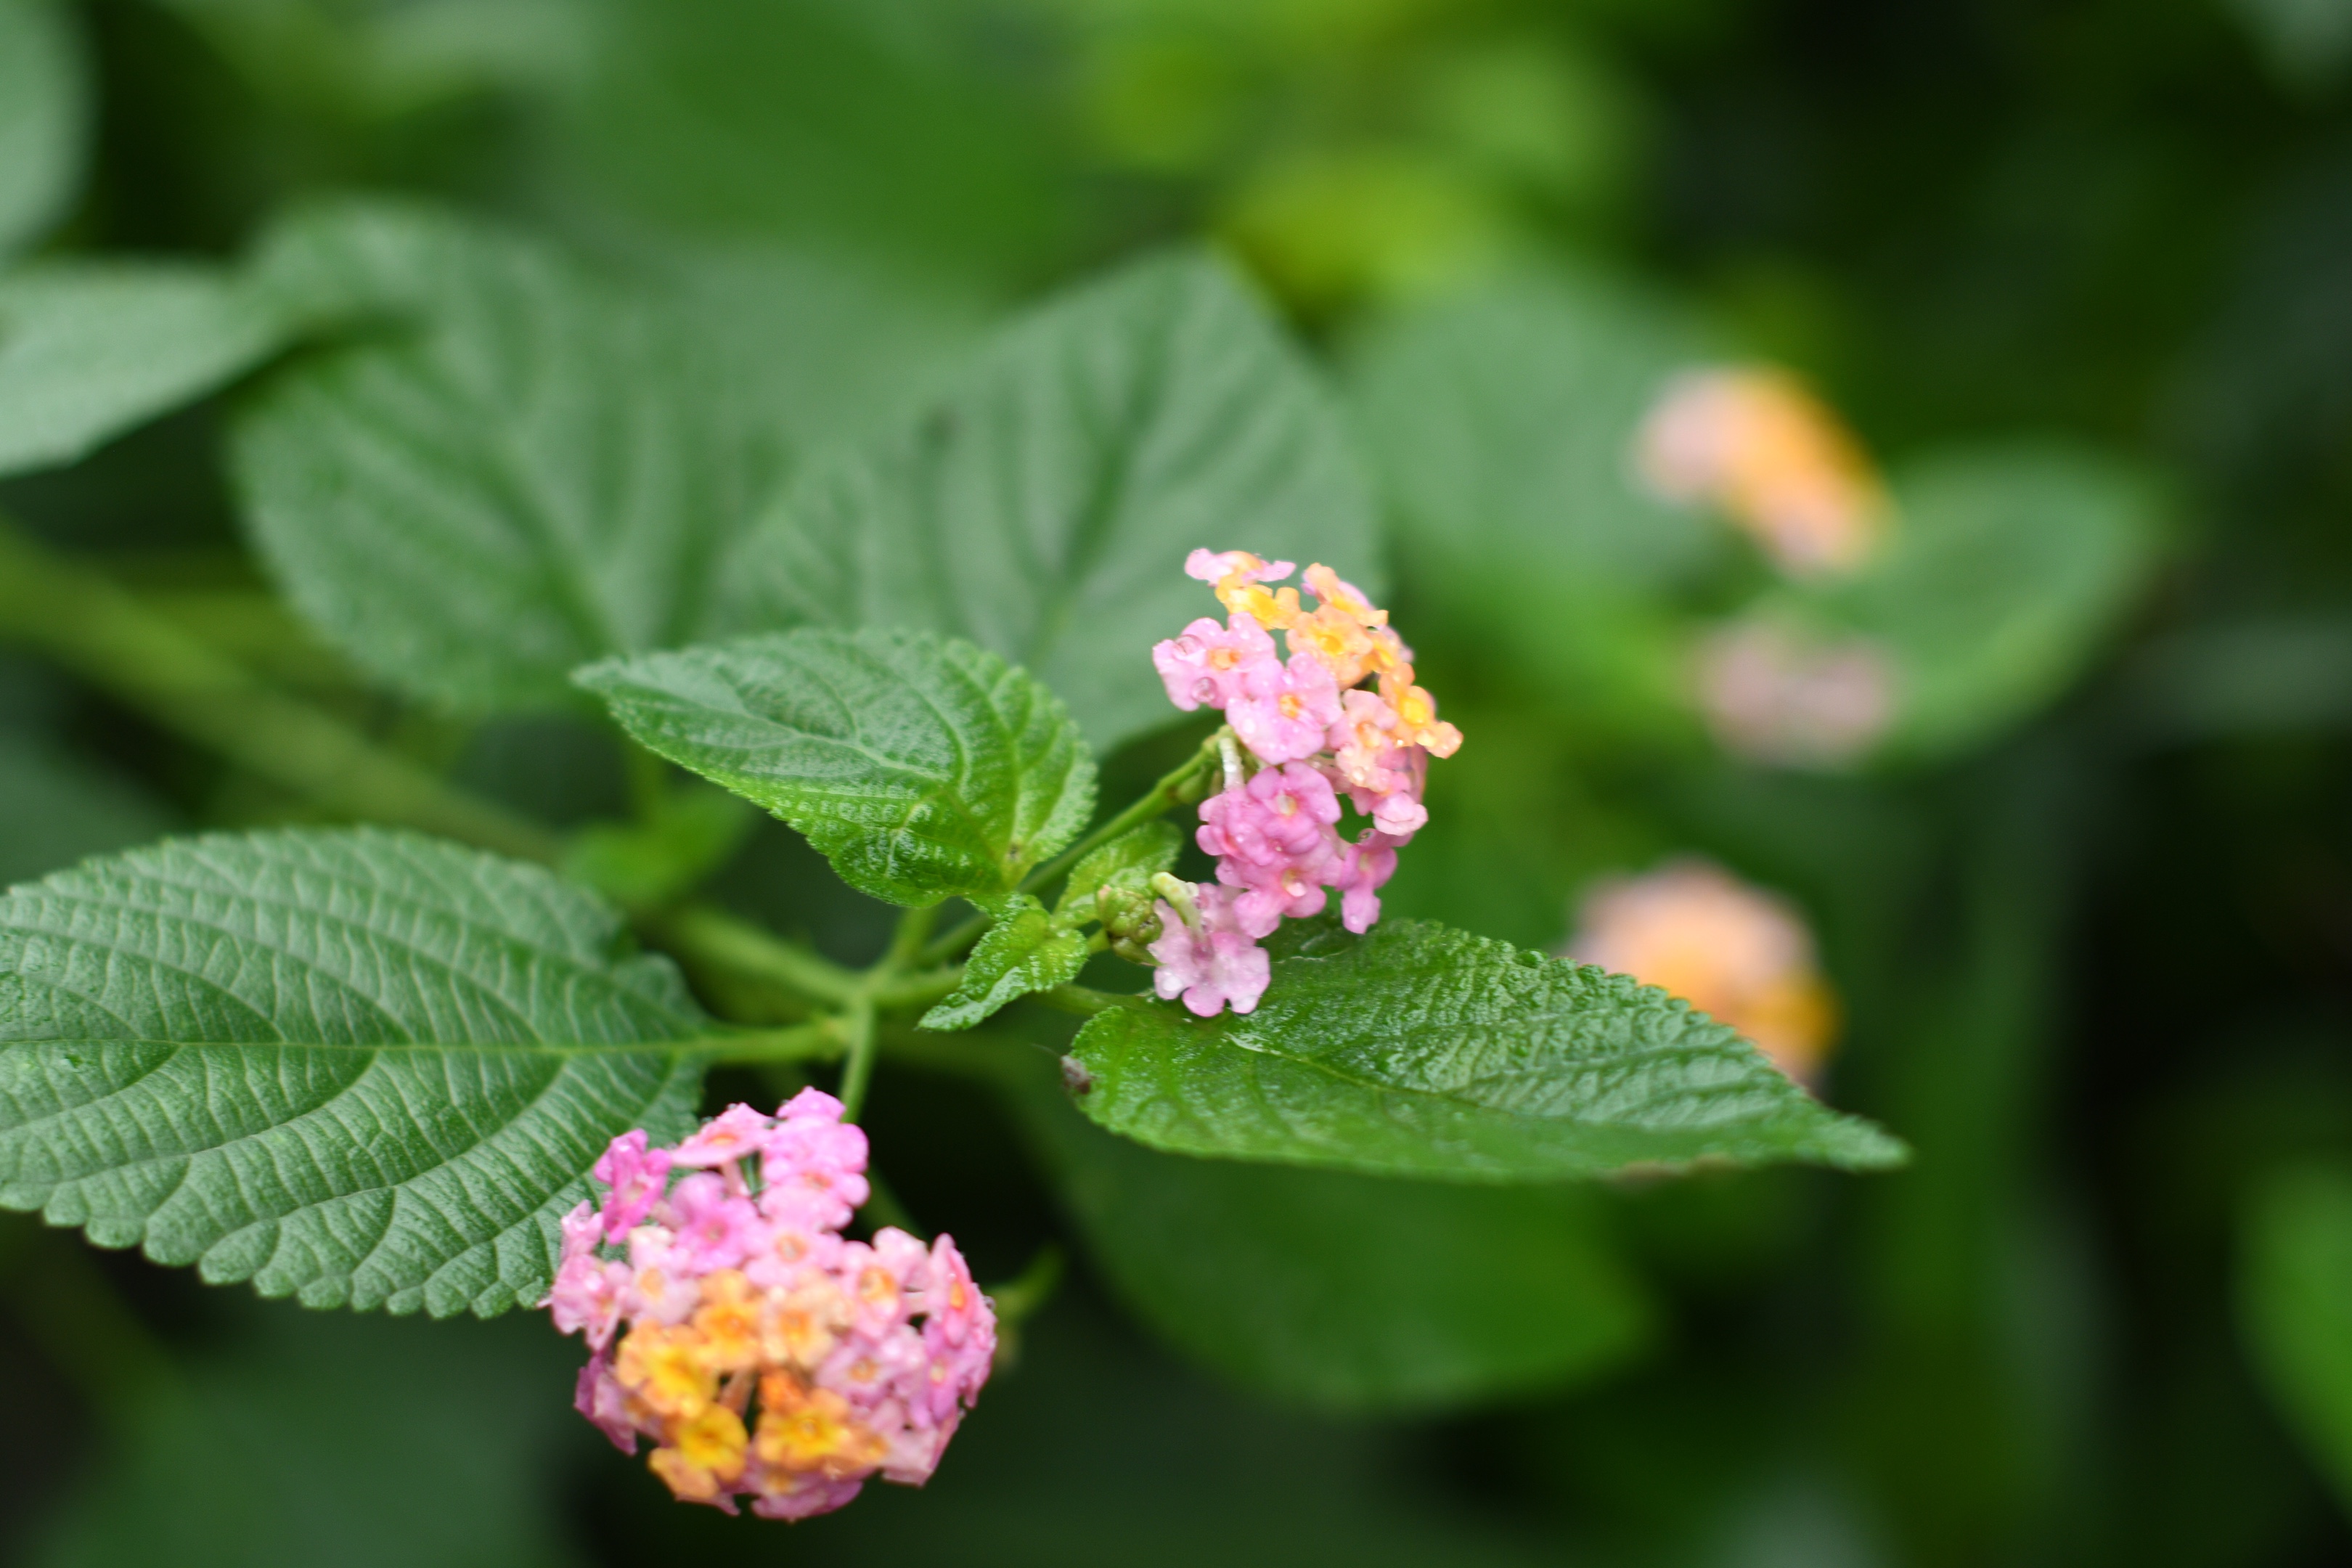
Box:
8;0;2352;1562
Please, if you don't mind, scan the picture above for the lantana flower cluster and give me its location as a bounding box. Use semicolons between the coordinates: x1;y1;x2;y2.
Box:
1146;548;1461;1017
544;1090;995;1522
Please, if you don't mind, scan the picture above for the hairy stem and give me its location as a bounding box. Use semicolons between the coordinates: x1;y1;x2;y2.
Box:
836;997;881;1120
699;1021;843;1067
916;736;1220;968
655;905;862;1008
0;516;558;863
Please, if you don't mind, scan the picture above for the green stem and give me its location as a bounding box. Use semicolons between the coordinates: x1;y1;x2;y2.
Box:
916;737;1220;968
699;1021;843;1067
1023;738;1219;896
0;515;558;863
837;997;880;1120
883;903;938;972
656;905;862;1008
870;965;966;1012
987;1244;1066;1325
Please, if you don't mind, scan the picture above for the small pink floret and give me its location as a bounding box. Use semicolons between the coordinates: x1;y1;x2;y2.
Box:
591;1130;673;1241
668;1102;772;1169
1185;548;1294;585
1228;653;1343;764
1151;614;1278;711
1147;888;1273;1016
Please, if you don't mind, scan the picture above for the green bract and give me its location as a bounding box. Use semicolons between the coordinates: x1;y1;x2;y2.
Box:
0;263;293;478
578;628;1096;908
233;203;781;714
0;828;709;1316
722;248;1383;752
1068;918;1906;1180
921;892;1090;1030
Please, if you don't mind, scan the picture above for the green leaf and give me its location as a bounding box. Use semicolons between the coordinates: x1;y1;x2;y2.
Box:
0;263;294;478
0;737;173;887
1347;266;1720;592
1826;441;2165;759
920;893;1089;1031
557;0;1063;284
578;628;1096;908
1054;821;1182;924
233;200;783;714
559;782;756;911
0;828;711;1316
1068;918;1906;1180
0;0;86;260
1342;266;1718;732
2239;1161;2352;1510
720;248;1384;752
1007;1064;1651;1410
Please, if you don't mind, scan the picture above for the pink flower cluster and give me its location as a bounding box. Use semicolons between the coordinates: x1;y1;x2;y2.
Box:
544;1090;995;1522
1146;549;1461;1017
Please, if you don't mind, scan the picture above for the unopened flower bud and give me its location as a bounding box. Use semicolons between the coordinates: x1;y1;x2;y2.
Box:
1095;883;1162;960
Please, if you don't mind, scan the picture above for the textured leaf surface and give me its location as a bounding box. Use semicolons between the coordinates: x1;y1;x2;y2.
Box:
0;828;709;1315
1008;1067;1650;1410
1068;918;1906;1180
721;248;1382;751
0;263;292;478
1055;822;1181;923
2239;1162;2352;1509
920;893;1089;1031
0;0;86;259
1834;443;2163;759
579;629;1095;907
234;201;781;714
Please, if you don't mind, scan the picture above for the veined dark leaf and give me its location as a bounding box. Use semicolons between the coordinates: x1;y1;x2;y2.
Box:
920;892;1089;1031
721;248;1383;752
0;828;710;1316
0;0;86;260
234;200;783;714
1068;918;1906;1180
578;628;1095;908
0;263;293;478
1008;1068;1651;1410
